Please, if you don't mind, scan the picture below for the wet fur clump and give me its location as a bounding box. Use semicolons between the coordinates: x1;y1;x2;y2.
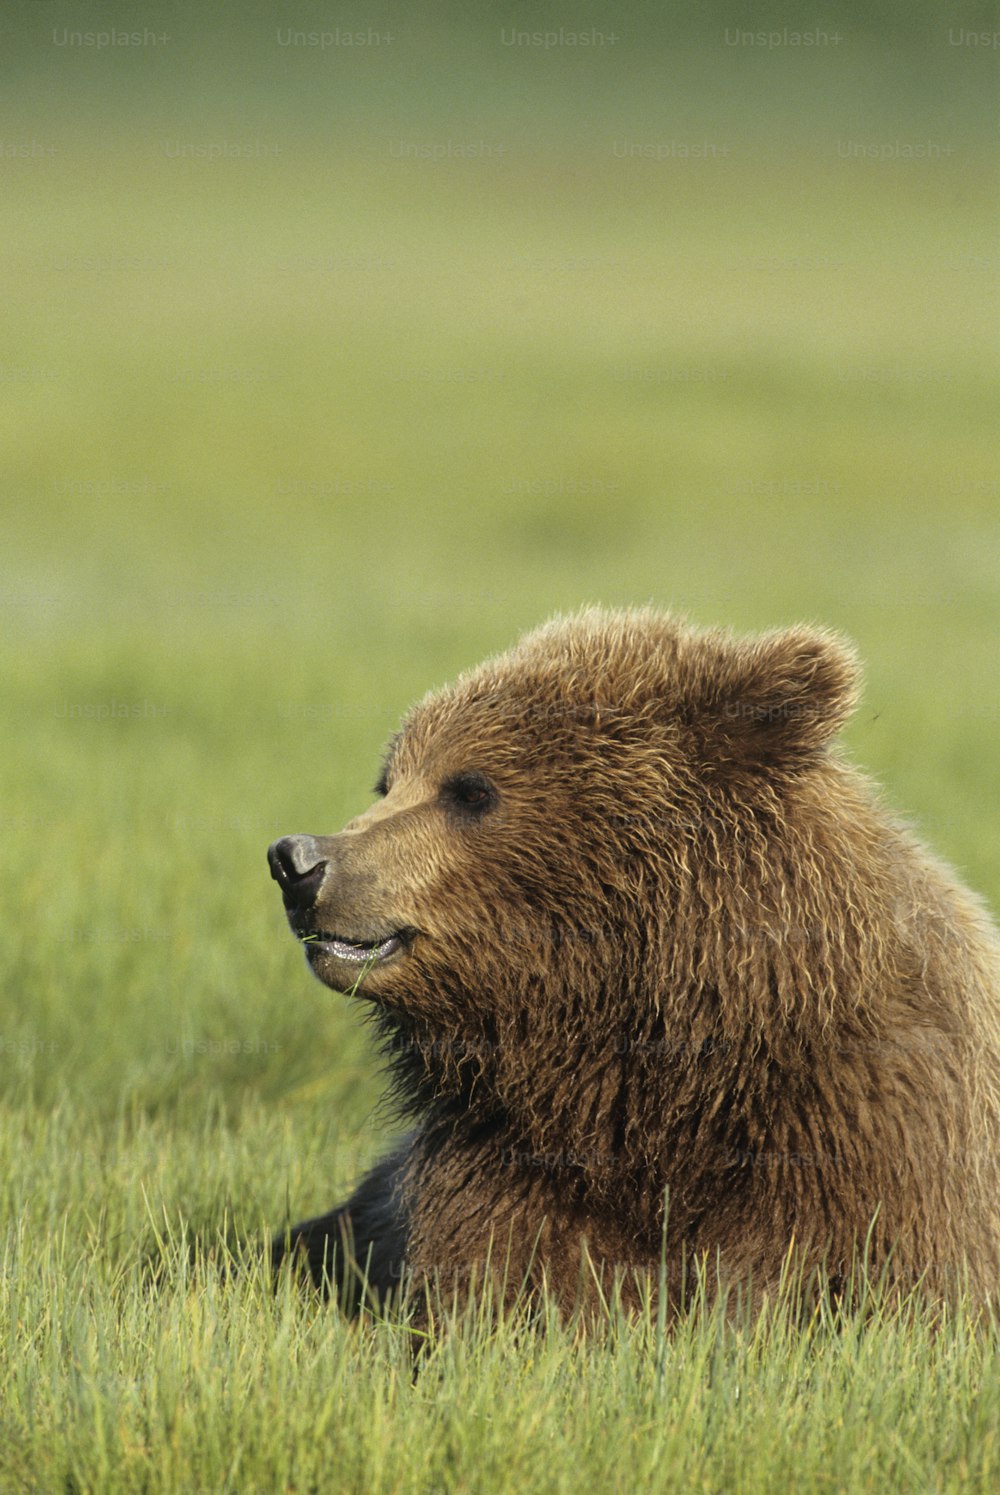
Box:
270;608;1000;1321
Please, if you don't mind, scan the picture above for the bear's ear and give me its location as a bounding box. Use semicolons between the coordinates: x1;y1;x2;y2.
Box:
686;626;861;774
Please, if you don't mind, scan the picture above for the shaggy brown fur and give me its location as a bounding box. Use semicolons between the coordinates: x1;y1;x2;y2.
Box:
269;608;1000;1321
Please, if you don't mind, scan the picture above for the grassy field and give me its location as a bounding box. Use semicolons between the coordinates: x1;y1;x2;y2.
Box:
2;6;998;1491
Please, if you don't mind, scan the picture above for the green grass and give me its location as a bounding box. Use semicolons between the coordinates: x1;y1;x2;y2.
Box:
1;8;998;1491
2;1157;998;1495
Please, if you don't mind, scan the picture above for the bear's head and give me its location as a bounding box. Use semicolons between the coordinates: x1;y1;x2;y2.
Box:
269;608;871;1135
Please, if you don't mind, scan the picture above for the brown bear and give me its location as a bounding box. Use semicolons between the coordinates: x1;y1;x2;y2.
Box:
268;608;1000;1321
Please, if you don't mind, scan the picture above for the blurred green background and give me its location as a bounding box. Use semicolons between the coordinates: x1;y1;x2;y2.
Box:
2;1;997;1136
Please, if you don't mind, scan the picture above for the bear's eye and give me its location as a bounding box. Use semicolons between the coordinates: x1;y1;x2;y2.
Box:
440;772;497;817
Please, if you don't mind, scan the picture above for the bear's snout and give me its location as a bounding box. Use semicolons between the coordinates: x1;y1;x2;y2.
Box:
268;834;331;915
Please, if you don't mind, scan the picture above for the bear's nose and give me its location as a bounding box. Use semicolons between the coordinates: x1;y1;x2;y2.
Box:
268;835;328;912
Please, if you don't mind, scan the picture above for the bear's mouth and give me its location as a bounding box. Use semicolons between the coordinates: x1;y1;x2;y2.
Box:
300;929;409;965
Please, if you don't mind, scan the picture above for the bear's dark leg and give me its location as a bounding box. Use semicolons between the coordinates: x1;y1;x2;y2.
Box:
271;1144;410;1313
